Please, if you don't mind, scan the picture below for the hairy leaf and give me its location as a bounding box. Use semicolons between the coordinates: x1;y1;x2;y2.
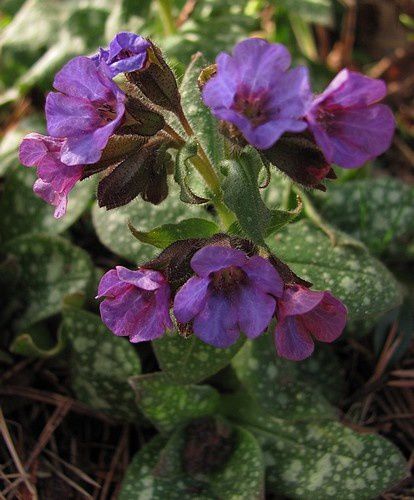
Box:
92;182;209;262
267;221;402;320
180;52;225;169
232;333;341;420
222;147;302;245
129;218;219;249
0;167;94;242
3;235;94;328
63;308;141;421
129;372;220;432
153;332;244;384
319;177;414;255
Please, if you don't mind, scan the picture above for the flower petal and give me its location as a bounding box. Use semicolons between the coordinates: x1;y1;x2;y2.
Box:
97;269;129;298
301;291;347;343
173;276;210;323
53;56;113;101
193;293;240;348
236;285;276;338
116;266;163;291
191;246;248;277
279;285;325;318
243;255;283;297
316;69;387;108
326;105;395;168
274;316;314;361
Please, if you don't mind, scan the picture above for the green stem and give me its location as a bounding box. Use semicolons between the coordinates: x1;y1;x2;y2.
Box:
156;0;177;36
191;155;235;229
176;109;235;228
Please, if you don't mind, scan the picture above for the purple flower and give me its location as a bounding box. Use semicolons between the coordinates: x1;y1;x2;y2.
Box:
19;133;83;218
46;56;125;166
202;38;311;150
92;32;150;77
274;284;347;361
173;246;283;348
306;69;395;168
97;266;172;343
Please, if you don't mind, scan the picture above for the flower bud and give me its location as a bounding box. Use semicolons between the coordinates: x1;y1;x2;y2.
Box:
97;137;172;209
127;42;182;115
261;132;334;191
120;95;165;136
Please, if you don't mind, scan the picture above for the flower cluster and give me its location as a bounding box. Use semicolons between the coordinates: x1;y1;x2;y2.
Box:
98;240;347;360
203;38;395;173
19;32;177;218
19;32;395;362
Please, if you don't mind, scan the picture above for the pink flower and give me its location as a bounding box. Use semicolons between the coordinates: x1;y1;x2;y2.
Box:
97;266;172;342
306;69;395;168
274;284;347;360
19;133;83;218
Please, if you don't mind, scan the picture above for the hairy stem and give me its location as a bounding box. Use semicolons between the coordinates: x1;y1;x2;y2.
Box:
176;108;235;228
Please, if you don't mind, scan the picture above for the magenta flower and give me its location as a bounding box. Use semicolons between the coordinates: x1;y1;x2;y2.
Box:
19;133;83;219
274;284;347;361
202;38;311;150
92;31;150;77
97;266;172;342
45;56;125;166
173;246;283;348
306;69;395;168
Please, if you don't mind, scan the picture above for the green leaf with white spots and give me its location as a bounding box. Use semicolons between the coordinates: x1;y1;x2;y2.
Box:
153;332;244;384
222;394;408;500
222;148;302;245
62;308;141;421
263;422;407;500
266;220;402;320
129;372;220;432
119;421;264;500
129;217;219;250
0;167;95;242
92;182;209;263
180;52;225;170
232;333;338;421
3;235;94;328
319;177;414;256
211;425;264;500
10;323;66;358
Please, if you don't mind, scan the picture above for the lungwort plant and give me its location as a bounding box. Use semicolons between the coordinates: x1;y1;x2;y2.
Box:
17;31;409;498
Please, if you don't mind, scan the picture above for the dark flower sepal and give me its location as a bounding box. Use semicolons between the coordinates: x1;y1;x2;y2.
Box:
261;132;335;191
81;134;148;179
127;41;182;116
119;95;165;136
97;137;172;209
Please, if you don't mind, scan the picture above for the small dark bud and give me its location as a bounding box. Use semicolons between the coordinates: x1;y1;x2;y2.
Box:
261;132;331;189
127;41;182;115
182;418;235;477
197;63;217;91
268;254;312;288
97;137;172;210
81;135;148;179
121;96;165;136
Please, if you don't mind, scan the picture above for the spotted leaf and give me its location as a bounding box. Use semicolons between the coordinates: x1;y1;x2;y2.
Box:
267;220;402;320
62;308;141;421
